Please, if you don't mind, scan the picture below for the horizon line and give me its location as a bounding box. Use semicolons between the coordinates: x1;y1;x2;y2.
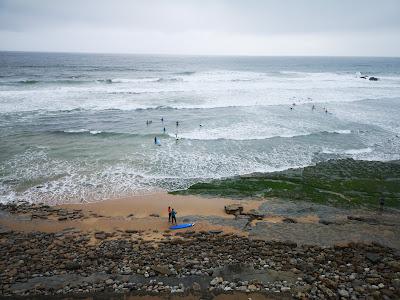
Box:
0;49;399;59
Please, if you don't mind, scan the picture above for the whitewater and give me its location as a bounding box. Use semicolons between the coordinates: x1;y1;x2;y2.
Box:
1;52;400;204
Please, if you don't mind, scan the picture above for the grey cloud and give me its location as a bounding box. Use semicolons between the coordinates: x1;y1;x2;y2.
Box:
0;0;399;56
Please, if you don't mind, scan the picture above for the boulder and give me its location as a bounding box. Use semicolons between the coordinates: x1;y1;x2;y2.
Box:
151;264;171;275
210;277;223;286
224;204;243;215
365;252;381;263
65;262;80;270
94;231;107;240
245;209;265;220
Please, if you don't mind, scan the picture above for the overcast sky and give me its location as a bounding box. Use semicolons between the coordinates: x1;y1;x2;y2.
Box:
0;0;399;56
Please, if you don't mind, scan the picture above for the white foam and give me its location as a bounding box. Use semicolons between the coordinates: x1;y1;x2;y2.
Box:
89;130;102;135
344;148;373;155
1;70;400;113
111;78;160;83
321;147;373;155
333;129;351;134
64;129;89;133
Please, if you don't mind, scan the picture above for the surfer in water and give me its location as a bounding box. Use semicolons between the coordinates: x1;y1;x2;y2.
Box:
154;136;157;144
171;208;177;224
161;117;164;123
163;127;166;133
176;121;179;127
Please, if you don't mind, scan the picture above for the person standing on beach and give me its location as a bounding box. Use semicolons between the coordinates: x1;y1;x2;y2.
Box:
171;208;177;224
168;206;172;222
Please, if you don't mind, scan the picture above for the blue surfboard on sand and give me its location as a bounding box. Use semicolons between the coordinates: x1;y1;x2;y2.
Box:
169;223;195;230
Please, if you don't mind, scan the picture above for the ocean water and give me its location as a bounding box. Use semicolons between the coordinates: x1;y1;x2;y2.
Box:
1;52;400;204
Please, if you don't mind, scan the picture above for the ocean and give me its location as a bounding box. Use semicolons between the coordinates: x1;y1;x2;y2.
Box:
1;52;400;204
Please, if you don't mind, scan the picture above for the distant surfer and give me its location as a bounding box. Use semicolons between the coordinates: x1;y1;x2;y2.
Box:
379;197;385;211
176;121;179;127
325;108;328;114
161;117;164;123
290;106;293;111
154;136;157;144
163;127;166;133
171;208;177;224
146;120;149;126
312;104;315;111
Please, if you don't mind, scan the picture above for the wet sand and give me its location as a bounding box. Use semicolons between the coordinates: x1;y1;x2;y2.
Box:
0;193;263;239
61;193;261;218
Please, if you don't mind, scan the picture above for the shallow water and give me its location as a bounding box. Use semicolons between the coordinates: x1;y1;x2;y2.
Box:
1;52;400;204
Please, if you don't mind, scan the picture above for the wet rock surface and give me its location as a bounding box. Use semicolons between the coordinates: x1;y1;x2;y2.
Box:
0;201;86;221
1;229;399;299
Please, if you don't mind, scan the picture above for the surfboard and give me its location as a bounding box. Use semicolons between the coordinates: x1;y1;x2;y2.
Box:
155;140;161;146
169;223;195;230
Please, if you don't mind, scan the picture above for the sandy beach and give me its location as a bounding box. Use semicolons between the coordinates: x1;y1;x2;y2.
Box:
1;193;263;238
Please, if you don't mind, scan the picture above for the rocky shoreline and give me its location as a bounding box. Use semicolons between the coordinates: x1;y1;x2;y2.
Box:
0;203;399;299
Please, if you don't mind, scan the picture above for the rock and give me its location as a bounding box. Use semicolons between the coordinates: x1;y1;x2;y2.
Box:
392;278;400;289
0;227;12;235
245;209;265;220
369;76;379;81
248;284;257;291
58;216;68;221
210;277;223;286
366;252;381;263
319;219;334;225
94;231;107;240
224;204;243;215
282;217;297;223
209;230;223;234
338;289;349;297
149;213;160;217
192;282;201;291
388;260;400;271
151;265;171;275
65;262;80;270
105;279;114;285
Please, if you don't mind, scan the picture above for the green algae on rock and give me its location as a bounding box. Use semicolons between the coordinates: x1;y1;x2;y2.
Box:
172;159;400;209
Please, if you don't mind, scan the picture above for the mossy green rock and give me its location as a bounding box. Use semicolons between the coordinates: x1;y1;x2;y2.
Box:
172;159;400;208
